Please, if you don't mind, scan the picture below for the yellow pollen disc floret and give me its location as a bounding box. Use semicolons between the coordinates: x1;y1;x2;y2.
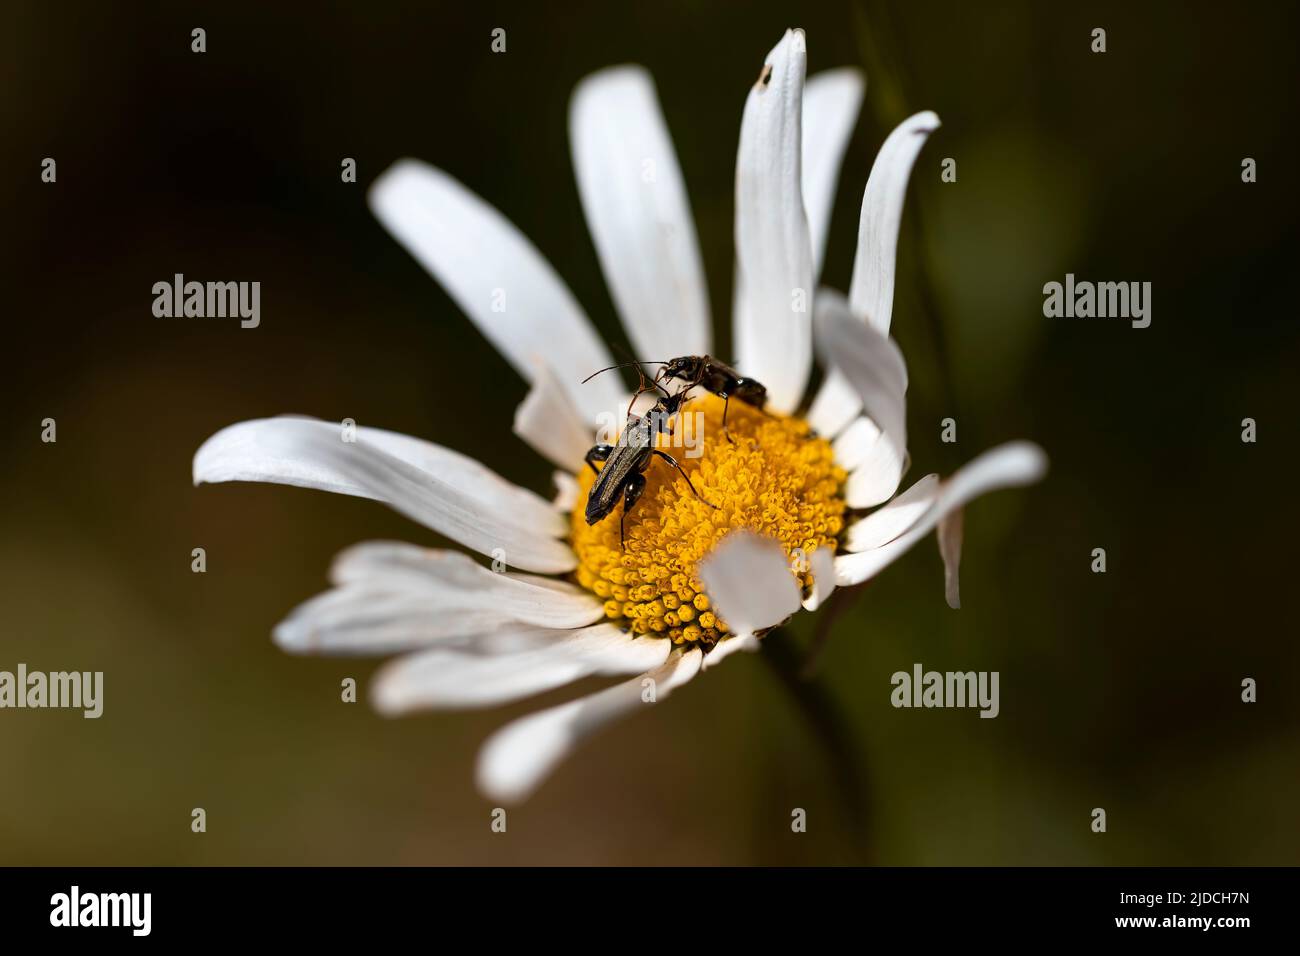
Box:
571;394;847;647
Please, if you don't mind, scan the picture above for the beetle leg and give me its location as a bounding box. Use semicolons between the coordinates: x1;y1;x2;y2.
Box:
620;471;647;550
721;393;736;444
652;449;719;509
585;444;615;475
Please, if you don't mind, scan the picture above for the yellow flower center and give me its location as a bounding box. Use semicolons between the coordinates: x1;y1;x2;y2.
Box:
571;394;847;647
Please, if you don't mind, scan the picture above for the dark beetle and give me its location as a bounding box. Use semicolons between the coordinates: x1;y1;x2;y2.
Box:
583;355;768;436
657;355;767;442
584;382;717;548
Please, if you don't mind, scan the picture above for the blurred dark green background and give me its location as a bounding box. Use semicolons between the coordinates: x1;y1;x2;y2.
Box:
3;0;1297;864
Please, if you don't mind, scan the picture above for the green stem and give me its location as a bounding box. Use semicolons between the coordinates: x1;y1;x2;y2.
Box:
760;628;872;861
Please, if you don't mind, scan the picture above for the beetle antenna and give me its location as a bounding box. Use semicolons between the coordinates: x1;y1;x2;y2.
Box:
582;361;642;384
581;359;669;384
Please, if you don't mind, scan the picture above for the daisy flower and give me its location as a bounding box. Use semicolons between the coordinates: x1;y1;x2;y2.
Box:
193;29;1046;804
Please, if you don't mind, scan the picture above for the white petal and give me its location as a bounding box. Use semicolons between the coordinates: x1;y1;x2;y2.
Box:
357;424;563;536
371;623;670;714
849;110;940;335
697;530;803;635
274;585;535;656
193;417;575;573
801;545;837;612
375;648;587;713
835;442;1047;587
570;66;710;359
733;29;814;413
329;542;602;628
733;60;863;385
807;111;938;435
552;470;580;513
701;633;760;670
845;438;909;509
196;417;564;536
513;360;593;472
806;370;859;439
813;289;908;501
843;473;939;552
833;415;914;500
368;159;623;423
802;68;864;281
476;647;702;804
831;415;878;470
938;507;964;609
